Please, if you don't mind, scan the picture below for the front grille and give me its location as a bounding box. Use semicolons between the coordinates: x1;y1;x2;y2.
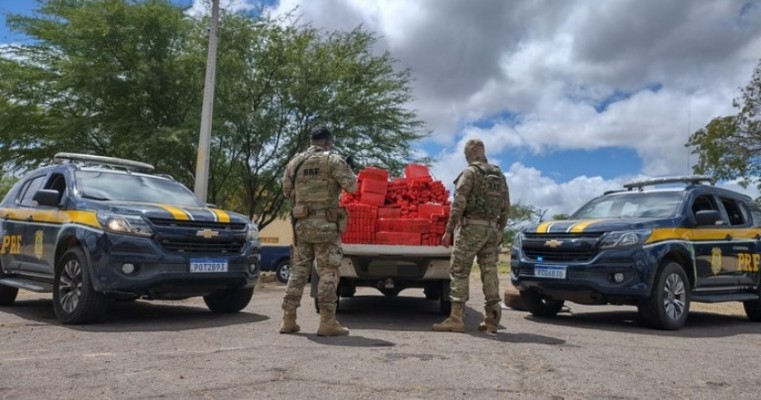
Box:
160;238;245;254
149;217;246;231
522;232;603;263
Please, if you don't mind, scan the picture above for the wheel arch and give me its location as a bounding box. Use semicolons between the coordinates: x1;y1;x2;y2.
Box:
54;227;100;290
660;247;695;290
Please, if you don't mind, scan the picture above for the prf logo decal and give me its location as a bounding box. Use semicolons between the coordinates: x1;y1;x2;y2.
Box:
737;253;760;273
34;230;44;259
711;247;722;275
0;235;21;255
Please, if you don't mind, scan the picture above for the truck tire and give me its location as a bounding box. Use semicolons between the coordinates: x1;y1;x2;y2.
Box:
0;285;18;306
204;287;254;313
742;285;761;322
439;280;451;315
339;283;356;298
53;247;108;324
638;261;690;330
274;260;290;284
424;283;441;300
0;261;19;306
520;289;564;317
743;298;761;322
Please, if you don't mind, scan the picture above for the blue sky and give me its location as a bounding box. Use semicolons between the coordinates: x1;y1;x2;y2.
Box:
2;0;760;216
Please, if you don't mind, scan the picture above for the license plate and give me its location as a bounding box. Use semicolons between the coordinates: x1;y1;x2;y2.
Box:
190;258;228;273
534;265;567;279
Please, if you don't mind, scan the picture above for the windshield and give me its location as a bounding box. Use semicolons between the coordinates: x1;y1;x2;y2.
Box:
75;171;203;207
571;191;685;219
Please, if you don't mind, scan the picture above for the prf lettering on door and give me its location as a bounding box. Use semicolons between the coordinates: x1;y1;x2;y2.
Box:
0;235;22;255
737;253;760;272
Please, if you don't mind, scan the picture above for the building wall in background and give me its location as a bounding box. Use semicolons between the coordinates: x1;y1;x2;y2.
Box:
258;218;293;246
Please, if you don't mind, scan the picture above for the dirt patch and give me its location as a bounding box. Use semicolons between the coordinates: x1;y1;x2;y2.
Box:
691;301;746;316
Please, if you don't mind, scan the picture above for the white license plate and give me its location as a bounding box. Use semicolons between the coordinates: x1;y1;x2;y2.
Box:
190;258;228;273
534;265;567;279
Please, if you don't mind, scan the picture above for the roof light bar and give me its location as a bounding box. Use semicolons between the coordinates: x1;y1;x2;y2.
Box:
54;152;155;172
623;175;716;191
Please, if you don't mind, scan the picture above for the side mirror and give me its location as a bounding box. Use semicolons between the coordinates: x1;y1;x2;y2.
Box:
695;210;722;226
33;189;62;207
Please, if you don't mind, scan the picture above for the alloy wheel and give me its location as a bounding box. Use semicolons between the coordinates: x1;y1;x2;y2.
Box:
58;259;83;313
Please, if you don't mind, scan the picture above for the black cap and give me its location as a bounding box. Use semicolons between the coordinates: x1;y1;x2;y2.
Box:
310;125;332;140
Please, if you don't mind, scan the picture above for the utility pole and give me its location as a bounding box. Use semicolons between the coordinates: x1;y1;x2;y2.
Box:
194;0;220;202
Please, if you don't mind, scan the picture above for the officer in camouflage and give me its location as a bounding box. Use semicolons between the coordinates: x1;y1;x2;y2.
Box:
279;125;358;336
433;139;510;333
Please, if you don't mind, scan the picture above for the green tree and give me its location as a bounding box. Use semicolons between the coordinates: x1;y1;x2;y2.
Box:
0;1;426;228
688;59;761;188
210;15;425;227
0;175;18;200
503;202;544;244
551;213;569;220
0;0;202;178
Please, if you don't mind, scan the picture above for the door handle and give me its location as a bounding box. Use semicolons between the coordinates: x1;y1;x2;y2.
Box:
725;234;733;241
26;216;33;222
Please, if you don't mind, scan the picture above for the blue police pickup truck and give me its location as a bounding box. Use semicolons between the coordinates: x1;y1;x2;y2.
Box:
511;176;761;330
0;153;261;324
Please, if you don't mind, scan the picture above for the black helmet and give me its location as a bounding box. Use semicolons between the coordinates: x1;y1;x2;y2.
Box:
310;125;332;140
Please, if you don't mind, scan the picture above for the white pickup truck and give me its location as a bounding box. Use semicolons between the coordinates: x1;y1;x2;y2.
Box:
310;243;453;314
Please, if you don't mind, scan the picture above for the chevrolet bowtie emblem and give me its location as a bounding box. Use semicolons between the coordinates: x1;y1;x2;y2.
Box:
196;229;219;239
544;239;563;248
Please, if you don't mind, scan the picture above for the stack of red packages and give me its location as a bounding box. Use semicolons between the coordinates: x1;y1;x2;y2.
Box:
341;203;377;243
357;167;388;207
340;163;452;246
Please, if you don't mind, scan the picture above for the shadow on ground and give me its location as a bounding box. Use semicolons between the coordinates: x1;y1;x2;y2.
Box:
0;298;268;332
519;305;760;338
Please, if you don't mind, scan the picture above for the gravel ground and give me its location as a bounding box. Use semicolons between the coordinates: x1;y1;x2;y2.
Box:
1;273;759;400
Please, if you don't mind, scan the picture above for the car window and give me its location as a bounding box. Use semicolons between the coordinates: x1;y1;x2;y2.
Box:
720;197;747;226
44;173;68;204
572;191;685;219
75;170;203;207
19;176;46;207
691;194;719;214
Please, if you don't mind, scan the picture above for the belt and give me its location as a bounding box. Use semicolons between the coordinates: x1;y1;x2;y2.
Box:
462;217;498;228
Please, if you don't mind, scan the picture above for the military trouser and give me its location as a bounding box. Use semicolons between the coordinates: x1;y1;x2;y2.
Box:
282;219;343;311
448;224;502;307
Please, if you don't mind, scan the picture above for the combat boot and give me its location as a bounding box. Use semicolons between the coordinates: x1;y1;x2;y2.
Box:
478;304;502;334
279;309;300;334
316;305;349;337
432;302;465;332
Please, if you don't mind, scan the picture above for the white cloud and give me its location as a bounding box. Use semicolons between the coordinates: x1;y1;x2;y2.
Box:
187;0;256;17
172;1;761;212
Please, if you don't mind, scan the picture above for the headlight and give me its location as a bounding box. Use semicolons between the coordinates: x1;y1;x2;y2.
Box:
247;223;260;242
96;213;153;237
600;229;652;249
511;231;525;252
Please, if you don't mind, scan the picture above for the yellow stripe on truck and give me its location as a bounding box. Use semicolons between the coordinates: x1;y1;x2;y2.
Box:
646;227;761;243
157;204;191;220
210;208;230;223
569;220;600;233
536;222;551;233
0;208;100;229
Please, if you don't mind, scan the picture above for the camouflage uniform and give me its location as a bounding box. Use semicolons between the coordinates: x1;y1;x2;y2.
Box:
434;139;510;333
281;144;357;317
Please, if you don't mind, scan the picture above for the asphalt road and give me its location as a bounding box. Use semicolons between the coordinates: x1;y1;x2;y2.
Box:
1;275;760;400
